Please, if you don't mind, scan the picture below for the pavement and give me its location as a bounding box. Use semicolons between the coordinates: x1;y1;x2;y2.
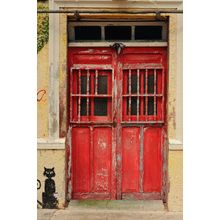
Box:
38;200;183;220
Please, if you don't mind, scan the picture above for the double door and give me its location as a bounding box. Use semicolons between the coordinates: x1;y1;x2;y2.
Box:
68;46;167;200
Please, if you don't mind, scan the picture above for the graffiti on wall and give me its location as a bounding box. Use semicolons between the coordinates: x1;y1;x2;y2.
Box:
37;179;43;208
37;89;46;102
42;167;58;209
39;167;58;209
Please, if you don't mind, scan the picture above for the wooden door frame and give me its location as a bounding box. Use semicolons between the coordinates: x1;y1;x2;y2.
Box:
66;19;169;202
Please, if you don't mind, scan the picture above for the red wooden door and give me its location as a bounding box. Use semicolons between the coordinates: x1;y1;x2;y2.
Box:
68;47;167;200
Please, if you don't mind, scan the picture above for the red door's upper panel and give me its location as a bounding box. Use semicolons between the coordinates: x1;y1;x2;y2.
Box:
119;47;166;65
120;47;167;123
68;47;115;123
68;47;114;66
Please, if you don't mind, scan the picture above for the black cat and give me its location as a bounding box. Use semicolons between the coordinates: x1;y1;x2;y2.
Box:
42;167;58;209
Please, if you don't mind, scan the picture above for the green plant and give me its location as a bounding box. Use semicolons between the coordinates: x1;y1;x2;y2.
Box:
37;3;49;53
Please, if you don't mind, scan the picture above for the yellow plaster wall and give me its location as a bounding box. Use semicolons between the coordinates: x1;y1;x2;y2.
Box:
168;150;183;211
37;43;49;138
166;14;182;212
37;149;66;208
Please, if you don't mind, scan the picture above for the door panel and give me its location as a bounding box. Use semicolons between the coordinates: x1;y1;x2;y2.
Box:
72;126;113;199
122;127;140;193
143;127;162;192
93;127;112;193
72;127;90;193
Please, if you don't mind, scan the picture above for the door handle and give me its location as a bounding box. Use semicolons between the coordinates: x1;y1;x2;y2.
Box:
110;42;125;55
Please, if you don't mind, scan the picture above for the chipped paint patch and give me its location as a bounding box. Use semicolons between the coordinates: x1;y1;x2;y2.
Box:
98;138;107;150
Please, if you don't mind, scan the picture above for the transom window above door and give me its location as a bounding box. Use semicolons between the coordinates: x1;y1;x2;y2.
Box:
68;22;167;42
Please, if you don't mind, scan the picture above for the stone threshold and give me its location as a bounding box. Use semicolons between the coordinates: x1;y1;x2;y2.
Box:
38;209;183;220
67;200;165;212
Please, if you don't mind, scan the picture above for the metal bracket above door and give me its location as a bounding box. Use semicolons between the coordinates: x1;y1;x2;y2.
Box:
110;43;125;55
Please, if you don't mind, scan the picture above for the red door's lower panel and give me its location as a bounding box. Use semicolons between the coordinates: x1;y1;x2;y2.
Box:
121;127;163;200
143;127;162;192
122;127;140;193
72;127;113;199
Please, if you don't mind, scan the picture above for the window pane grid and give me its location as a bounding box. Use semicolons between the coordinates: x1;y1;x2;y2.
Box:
122;67;164;122
70;68;112;122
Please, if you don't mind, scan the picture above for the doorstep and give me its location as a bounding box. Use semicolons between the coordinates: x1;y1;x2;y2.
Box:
67;199;165;211
38;209;183;220
37;200;183;220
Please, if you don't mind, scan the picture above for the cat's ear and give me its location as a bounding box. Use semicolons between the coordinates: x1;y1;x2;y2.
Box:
44;167;46;170
52;167;54;170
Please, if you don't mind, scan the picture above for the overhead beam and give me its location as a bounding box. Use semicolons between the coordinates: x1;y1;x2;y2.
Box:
37;9;183;14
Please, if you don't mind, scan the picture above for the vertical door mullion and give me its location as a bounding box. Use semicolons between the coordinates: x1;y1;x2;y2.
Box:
108;70;113;117
131;26;135;41
116;57;122;200
87;69;90;118
90;126;94;192
162;68;165;121
78;69;81;122
101;26;105;40
95;69;98;95
139;126;144;193
154;69;157;119
137;69;140;121
70;68;73;122
91;71;95;118
145;69;148;118
128;69;131;120
111;61;117;199
140;70;144;116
